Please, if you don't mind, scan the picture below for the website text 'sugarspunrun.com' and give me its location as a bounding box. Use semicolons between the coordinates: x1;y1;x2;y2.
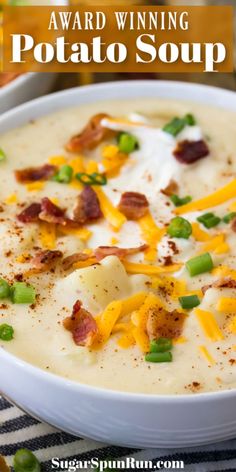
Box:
51;457;185;471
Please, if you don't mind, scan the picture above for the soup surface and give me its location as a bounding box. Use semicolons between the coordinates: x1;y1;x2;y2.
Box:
1;98;236;395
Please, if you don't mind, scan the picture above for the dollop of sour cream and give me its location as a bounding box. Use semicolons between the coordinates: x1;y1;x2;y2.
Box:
101;116;204;197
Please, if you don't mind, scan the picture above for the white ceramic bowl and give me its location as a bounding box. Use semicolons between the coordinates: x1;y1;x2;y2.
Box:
1;80;236;448
0;73;56;114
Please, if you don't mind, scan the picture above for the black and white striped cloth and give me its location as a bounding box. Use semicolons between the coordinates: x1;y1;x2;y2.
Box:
1;396;236;472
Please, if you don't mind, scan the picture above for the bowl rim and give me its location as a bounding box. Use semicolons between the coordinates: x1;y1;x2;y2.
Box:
0;72;36;96
1;79;236;403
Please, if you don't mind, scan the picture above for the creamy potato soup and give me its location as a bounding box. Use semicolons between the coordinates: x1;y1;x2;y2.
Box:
1;98;236;395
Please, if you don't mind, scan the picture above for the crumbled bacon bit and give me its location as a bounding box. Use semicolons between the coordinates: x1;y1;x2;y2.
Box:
0;455;10;472
39;197;67;225
62;253;91;270
17;202;41;223
31;249;63;271
162;255;173;266
63;300;98;346
231;217;236;232
173;140;209;164
161;179;179;196
14;273;23;281
15;164;57;183
147;306;186;340
167;240;179;255
202;277;236;294
73;186;103;224
94;243;148;262
118;191;149;220
66;113;115;152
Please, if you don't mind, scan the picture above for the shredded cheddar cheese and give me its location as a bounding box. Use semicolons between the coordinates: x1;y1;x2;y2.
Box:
59;226;92;242
132;327;150;353
123;261;182;275
102;145;128;177
26;182;45;192
121;292;147;318
212;265;236;281
110;236;119;245
214;242;230;254
69;156;85;190
138;212;165;262
173;336;187;344
194;308;224;342
86;160;99;174
201;234;227;254
136;293;163;330
228;200;236;212
217;297;236;313
191;222;211;242
199;345;215;365
68;156;85;173
48;155;67;166
5;193;17;204
16;253;31;264
112;322;131;334
228;316;236;334
73;257;97;269
94;187;127;230
94;300;123;346
157;275;187;299
117;332;135;349
39;222;56;250
175;179;236;214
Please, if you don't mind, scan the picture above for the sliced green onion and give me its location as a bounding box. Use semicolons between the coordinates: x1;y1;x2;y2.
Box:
197;212;221;229
53;165;73;183
170;194;192;207
163;114;196;136
117;132;139;154
11;282;36;304
0;148;6;162
76;172;107;186
179;295;200;310
145;352;172;363
150;337;173;353
14;448;41;472
223;212;236;224
0;278;11;299
184;113;196;126
167;216;192;239
0;323;14;341
186;252;213;277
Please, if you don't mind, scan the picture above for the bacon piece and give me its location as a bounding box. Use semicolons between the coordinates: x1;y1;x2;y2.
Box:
66;113;115;152
161;179;179;197
63;300;98;347
202;277;236;295
17;202;41;223
62;253;91;270
0;455;10;472
118;192;149;220
231;217;236;233
94;244;148;262
15;164;57;183
147;306;186;340
173;140;209;164
73;186;103;224
30;249;63;271
39;197;67;225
